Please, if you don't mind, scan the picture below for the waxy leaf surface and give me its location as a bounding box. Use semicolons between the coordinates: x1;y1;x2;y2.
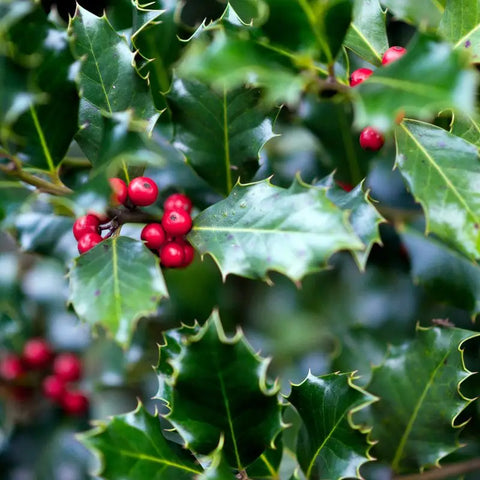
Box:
380;0;444;29
80;404;202;479
355;35;476;131
156;311;283;469
69;236;167;346
188;179;364;281
450;111;480;147
395;119;480;260
344;0;388;65
289;372;376;480
168;78;275;196
368;326;478;473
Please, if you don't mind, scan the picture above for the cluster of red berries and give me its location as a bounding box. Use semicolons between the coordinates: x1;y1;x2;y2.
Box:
350;46;407;151
0;338;88;415
72;175;195;269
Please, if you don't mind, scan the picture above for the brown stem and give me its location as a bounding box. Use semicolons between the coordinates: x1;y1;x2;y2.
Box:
0;162;72;195
106;206;160;226
235;471;250;480
393;459;480;480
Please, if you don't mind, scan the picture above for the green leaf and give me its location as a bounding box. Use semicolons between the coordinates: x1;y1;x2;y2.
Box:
80;403;203;479
395;119;480;260
355;34;476;131
0;0;35;42
380;0;444;29
156;311;283;470
400;225;480;315
195;440;238;480
0;177;31;228
188;178;364;282
68;236;167;346
450;111;480;147
322;177;385;269
262;0;354;64
69;7;159;158
439;0;480;61
344;0;388;65
167;78;275;196
288;372;377;480
367;326;479;473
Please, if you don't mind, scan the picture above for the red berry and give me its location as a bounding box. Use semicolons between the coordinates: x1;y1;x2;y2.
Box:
53;353;82;382
61;389;89;415
164;193;193;213
78;232;103;254
162;209;193;236
89;211;109;224
349;68;373;87
336;181;353;192
128;176;158;207
359;126;384;151
180;241;195;268
382;46;407;65
141;223;167;250
73;214;100;241
160;241;185;268
22;338;53;369
0;354;25;381
42;375;66;402
109;178;128;205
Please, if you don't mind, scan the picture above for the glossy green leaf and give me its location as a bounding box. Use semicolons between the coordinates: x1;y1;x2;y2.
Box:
380;0;444;29
188;178;364;281
439;0;480;61
69;7;159;160
355;35;476;131
368;326;479;473
318;175;385;268
80;403;203;479
450;111;480;147
344;0;388;65
156;311;283;469
68;236;167;346
262;0;354;64
395;119;480;260
195;441;238;480
246;439;283;479
167;78;275;196
289;372;377;480
177;30;305;106
400;226;480;315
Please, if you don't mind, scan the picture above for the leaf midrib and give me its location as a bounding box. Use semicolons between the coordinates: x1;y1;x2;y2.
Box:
349;23;382;62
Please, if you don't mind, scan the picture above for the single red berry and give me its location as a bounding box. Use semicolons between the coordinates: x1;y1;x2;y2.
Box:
349;68;373;87
164;193;193;214
141;223;167;250
53;353;82;382
73;214;100;241
0;354;25;381
128;176;159;207
22;338;53;369
160;241;185;268
382;46;407;65
359;126;384;151
162;209;192;236
78;232;103;254
109;177;128;205
61;389;89;416
42;375;66;402
180;241;195;268
336;181;353;192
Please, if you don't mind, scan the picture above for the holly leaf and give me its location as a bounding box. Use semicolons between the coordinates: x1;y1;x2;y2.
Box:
156;310;283;470
68;236;167;346
80;403;203;479
367;326;479;473
321;176;385;269
380;0;444;29
167;78;275;196
69;7;159;160
400;225;480;315
288;372;377;480
439;0;480;61
450;111;480;147
188;178;364;282
0;177;31;228
355;35;476;131
344;0;388;65
395;119;480;260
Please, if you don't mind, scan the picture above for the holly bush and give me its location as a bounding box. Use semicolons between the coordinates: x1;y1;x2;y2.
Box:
1;0;480;479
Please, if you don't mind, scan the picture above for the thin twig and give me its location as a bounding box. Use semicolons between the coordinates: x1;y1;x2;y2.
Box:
393;459;480;480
